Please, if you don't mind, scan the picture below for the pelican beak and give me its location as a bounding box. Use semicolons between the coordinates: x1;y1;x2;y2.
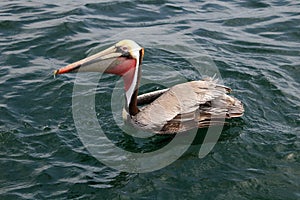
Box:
54;45;124;75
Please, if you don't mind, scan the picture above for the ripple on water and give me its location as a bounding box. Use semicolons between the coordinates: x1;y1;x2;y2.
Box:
0;0;300;199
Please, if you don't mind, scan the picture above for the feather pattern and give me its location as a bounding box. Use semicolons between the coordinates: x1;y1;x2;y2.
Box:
127;79;244;134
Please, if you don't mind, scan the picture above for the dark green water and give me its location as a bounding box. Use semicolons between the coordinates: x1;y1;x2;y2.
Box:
1;0;299;199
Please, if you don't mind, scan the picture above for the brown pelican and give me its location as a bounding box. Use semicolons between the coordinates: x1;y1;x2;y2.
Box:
55;40;244;134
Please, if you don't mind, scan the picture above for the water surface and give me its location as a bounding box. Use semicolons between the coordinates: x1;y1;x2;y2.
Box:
0;0;299;199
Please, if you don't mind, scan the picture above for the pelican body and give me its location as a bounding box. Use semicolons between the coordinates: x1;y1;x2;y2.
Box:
55;40;244;134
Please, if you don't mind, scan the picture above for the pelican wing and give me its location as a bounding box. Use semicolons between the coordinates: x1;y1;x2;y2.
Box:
134;79;233;133
160;93;244;133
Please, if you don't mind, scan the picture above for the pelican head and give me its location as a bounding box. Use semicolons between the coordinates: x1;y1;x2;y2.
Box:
55;40;144;76
55;40;144;115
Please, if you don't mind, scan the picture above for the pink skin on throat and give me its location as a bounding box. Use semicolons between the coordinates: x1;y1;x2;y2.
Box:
105;57;137;91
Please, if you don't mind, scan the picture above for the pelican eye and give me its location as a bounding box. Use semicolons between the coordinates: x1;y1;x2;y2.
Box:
117;46;131;58
121;46;128;52
116;46;128;52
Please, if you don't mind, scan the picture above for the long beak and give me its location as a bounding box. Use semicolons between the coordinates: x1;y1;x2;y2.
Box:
54;45;123;75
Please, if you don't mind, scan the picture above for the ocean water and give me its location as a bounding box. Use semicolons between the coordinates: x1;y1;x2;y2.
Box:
0;0;299;199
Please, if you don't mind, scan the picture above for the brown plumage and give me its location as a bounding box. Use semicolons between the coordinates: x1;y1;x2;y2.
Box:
130;79;244;134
